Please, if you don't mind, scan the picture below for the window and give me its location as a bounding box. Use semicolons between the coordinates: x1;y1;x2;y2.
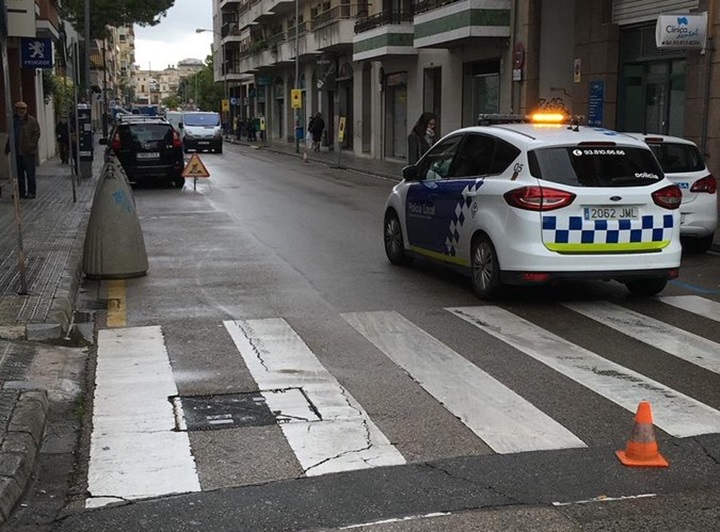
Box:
647;143;704;173
528;147;664;187
416;136;462;181
452;134;495;177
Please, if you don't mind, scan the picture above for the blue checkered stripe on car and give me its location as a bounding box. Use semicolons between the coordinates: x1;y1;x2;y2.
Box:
542;214;674;245
444;182;483;256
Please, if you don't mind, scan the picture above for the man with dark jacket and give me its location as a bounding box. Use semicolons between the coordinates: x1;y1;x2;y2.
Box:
13;101;41;199
308;112;325;152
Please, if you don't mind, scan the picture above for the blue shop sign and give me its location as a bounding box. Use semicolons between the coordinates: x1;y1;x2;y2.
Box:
588;80;604;127
21;37;53;69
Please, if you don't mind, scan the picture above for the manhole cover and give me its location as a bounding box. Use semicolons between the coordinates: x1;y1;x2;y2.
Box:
173;388;322;431
174;392;276;431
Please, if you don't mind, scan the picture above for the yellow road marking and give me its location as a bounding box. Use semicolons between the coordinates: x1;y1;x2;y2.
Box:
107;280;127;327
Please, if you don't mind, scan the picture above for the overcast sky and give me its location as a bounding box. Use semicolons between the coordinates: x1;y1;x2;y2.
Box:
134;0;214;70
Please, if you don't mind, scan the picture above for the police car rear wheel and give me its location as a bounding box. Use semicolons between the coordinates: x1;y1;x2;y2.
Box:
625;278;667;296
471;235;501;299
384;211;411;265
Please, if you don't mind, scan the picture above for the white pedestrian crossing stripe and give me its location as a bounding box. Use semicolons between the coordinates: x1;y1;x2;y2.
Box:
223;318;406;475
449;306;720;438
342;311;586;454
89;296;720;501
564;300;720;374
87;326;200;508
660;295;720;322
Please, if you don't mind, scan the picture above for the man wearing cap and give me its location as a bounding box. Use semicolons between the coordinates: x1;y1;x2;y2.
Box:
13;101;41;199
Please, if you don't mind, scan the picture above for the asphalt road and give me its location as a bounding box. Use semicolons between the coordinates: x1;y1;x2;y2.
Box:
12;142;720;531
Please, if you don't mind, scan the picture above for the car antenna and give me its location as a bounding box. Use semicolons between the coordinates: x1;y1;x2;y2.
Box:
567;115;583;132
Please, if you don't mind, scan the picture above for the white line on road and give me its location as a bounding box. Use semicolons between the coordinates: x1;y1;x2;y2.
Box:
343;311;586;454
87;326;200;507
450;306;720;438
224;318;405;476
564;300;720;374
660;295;720;322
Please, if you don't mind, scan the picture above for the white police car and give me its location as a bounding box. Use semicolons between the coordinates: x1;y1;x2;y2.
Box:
623;133;717;253
383;114;683;298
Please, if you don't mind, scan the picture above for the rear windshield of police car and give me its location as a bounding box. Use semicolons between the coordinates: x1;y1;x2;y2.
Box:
645;143;705;173
528;146;664;187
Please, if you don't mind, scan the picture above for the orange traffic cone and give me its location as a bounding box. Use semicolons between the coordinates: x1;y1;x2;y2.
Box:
616;401;669;468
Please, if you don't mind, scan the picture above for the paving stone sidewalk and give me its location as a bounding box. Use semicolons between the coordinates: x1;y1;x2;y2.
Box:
0;156;100;526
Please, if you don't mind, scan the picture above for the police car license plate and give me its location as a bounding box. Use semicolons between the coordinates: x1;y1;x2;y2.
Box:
137;152;160;159
584;206;638;220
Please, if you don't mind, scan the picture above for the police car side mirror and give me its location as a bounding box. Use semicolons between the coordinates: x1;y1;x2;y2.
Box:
402;165;419;181
178;123;184;129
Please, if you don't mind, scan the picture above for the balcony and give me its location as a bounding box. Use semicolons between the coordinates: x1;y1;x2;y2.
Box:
353;9;415;61
413;0;510;49
220;0;244;8
278;21;321;63
312;4;361;53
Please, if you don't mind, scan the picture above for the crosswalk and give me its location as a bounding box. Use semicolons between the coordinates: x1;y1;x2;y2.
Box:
86;295;720;507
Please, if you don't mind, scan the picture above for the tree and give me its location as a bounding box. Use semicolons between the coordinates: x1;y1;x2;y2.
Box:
61;0;175;39
162;95;180;110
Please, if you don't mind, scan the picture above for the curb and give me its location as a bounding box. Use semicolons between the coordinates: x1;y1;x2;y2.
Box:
0;387;48;524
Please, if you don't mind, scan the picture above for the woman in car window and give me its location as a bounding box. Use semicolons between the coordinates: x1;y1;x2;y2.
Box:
407;112;436;165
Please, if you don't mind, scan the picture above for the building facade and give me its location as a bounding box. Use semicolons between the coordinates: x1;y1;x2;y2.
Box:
1;0;61;170
212;0;720;176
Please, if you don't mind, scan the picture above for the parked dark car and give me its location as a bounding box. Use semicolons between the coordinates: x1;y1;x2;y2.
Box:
100;115;185;188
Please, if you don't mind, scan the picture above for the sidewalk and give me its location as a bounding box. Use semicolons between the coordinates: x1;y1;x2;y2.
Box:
0;156;100;525
228;135;406;180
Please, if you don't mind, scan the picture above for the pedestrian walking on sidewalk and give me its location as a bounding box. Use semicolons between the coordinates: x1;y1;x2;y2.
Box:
247;116;257;141
407;112;436;165
13;101;41;199
308;112;325;152
56;114;70;164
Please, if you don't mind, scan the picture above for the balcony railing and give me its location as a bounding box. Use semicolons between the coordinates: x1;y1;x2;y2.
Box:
413;0;460;16
313;4;365;31
354;9;414;34
286;21;307;40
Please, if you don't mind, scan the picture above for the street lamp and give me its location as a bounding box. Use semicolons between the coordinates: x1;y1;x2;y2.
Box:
195;28;228;112
294;0;300;153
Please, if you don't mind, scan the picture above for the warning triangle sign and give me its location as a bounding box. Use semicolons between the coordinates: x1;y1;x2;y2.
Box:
182;154;211;178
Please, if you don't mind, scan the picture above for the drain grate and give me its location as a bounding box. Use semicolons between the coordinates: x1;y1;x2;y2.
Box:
173;392;276;431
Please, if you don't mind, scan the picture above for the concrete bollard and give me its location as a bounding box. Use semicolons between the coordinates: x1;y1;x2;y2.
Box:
82;155;148;279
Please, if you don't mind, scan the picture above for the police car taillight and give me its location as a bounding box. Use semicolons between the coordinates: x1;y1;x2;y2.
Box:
172;129;182;148
111;131;121;151
690;174;717;194
504;186;576;211
651;184;683;209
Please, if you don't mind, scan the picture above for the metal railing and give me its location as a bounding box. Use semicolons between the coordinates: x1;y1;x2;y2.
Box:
412;0;461;16
286;21;308;40
354;9;413;34
313;4;365;31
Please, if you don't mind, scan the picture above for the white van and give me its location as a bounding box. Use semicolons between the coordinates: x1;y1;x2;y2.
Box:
180;111;223;154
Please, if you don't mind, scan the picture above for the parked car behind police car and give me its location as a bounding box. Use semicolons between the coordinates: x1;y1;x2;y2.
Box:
623;133;717;253
383;114;683;299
